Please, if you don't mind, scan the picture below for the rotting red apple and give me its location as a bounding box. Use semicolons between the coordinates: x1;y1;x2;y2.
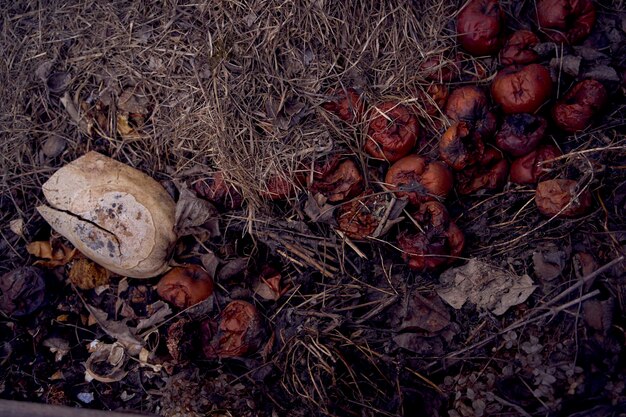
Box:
321;87;366;123
552;79;608;133
456;147;509;195
309;157;364;203
491;64;553;114
156;264;214;309
194;172;244;211
336;189;388;240
444;86;497;139
495;113;547;157
500;30;540;66
510;144;562;184
397;201;465;271
385;154;453;206
202;300;265;359
420;55;461;83
457;0;504;56
365;101;419;162
439;122;485;171
535;179;593;217
537;0;596;44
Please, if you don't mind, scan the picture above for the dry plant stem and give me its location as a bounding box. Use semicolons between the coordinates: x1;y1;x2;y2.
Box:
426;256;624;370
336;229;368;259
490;393;533;417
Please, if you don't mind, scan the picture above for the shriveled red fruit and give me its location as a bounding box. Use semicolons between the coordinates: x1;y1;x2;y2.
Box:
321;87;365;122
0;267;46;317
500;30;540;66
156;265;214;309
309;157;363;203
420;56;461;82
397;202;465;271
491;64;553;114
535;179;592;217
510;144;562;184
365;101;419;162
439;122;485;171
260;173;301;201
202;300;265;359
445;86;497;139
457;0;504;56
412;84;449;117
552;79;608;133
457;147;509;195
336;190;388;240
385;155;453;206
194;172;243;211
537;0;596;44
495;113;547;157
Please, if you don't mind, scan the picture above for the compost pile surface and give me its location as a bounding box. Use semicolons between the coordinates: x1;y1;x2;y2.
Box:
1;1;626;416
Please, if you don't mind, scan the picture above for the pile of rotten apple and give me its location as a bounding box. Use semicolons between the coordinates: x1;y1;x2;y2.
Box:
173;0;607;359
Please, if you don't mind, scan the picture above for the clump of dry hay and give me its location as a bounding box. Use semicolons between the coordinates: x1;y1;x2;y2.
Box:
0;0;459;252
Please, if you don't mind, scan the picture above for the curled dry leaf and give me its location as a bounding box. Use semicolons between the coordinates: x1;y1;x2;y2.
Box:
175;182;220;240
37;152;176;278
69;258;110;290
0;267;46;317
253;266;288;301
27;239;77;268
437;259;537;315
85;342;128;383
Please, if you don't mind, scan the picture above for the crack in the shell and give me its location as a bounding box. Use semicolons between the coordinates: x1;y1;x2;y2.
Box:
45;205;123;257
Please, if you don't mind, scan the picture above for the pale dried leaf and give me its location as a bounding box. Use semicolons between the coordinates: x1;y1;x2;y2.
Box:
437;259;537;315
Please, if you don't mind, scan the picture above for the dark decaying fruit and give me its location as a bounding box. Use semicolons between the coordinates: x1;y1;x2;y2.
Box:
456;147;509;195
439;122;485;171
491;64;553;114
510;144;562;184
365;101;420;162
397;202;465;271
336;190;388;240
457;0;504;56
552;79;608;133
445;86;497;139
202;300;265;359
0;266;46;317
194;172;243;211
156;264;214;309
537;0;596;44
309;157;364;203
321;87;366;122
385;154;453;206
495;113;547;157
500;30;540;66
535;179;593;217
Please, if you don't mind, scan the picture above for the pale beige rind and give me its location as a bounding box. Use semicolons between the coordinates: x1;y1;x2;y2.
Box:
37;151;176;278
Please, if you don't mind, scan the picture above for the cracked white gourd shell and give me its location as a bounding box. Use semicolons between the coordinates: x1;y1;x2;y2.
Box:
37;151;176;278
